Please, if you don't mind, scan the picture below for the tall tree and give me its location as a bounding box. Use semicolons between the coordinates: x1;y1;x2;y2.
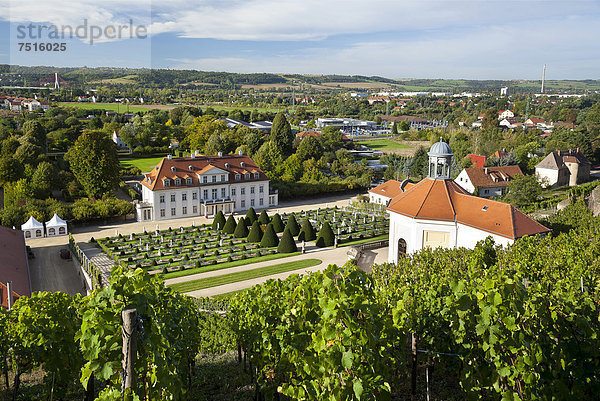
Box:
270;113;294;156
0;157;24;186
31;161;55;198
65;131;120;198
22;120;46;146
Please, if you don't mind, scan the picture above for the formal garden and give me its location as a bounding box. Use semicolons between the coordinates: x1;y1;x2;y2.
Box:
94;206;389;277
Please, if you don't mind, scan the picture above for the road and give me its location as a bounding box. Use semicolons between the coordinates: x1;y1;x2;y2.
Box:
28;243;87;295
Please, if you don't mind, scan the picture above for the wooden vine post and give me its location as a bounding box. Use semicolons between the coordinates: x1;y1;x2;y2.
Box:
122;309;138;397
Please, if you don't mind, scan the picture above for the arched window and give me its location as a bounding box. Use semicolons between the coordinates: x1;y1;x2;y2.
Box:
398;238;407;259
48;228;56;236
25;231;31;238
35;229;42;237
59;227;66;234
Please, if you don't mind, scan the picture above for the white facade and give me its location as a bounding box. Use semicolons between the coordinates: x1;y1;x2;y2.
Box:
535;167;564;188
112;131;129;150
387;206;513;263
454;170;506;197
498;110;514;120
369;192;391;205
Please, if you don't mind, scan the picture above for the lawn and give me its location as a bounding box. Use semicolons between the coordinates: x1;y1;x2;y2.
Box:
57;102;161;113
120;156;167;173
355;139;412;150
168;258;321;293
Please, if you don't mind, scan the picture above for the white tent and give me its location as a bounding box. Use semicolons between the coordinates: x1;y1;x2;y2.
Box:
45;213;68;237
21;216;44;239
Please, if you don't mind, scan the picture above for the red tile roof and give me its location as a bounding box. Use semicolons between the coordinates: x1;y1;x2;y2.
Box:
141;154;268;191
387;178;550;239
467;154;486;168
369;179;415;199
464;165;523;188
0;226;31;308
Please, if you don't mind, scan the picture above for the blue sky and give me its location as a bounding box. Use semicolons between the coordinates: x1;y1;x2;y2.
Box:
1;0;599;79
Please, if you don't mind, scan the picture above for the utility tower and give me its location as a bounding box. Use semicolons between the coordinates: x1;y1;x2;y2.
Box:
54;73;60;90
541;64;546;94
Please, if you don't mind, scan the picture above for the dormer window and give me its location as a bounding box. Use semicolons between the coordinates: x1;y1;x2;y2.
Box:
163;178;171;187
225;163;230;168
235;173;241;181
188;165;194;171
240;162;246;167
186;177;192;185
175;178;181;186
254;172;260;179
171;166;176;172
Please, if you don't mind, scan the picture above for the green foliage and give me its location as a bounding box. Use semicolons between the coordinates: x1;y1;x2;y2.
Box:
504;174;543;207
277;228;298;253
31;161;56;198
245;207;258;224
230;264;392;400
222;215;237;234
284;214;300;236
212;210;226;230
257;209;270;225
66;130;121;198
298;218;316;241
0;157;24;186
316;221;334;247
247;220;263;243
259;223;279;248
271;213;285;232
233;218;250;238
270;113;294;156
3;178;33;207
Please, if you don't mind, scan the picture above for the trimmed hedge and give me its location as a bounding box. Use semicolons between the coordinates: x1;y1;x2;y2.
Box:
212;210;226;230
223;215;237;234
234;218;250;238
277;228;298;253
316;221;334;247
298;218;316;242
285;214;300;236
271;213;285;232
258;209;270;225
260;223;279;248
245;207;258;224
247;220;263;243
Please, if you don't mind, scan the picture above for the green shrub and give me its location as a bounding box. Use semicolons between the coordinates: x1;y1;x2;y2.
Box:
162;266;168;274
223;215;237;234
212;210;226;230
258;210;270;224
227;255;233;262
277;228;298;253
234;218;249;238
260;223;279;248
245;207;258;224
271;213;285;232
298;218;317;242
316;222;334;247
285;214;301;236
247;220;263;243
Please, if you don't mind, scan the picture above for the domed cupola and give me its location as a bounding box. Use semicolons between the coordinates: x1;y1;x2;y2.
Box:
427;138;453;179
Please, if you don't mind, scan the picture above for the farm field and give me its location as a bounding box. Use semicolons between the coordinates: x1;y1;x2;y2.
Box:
95;206;389;279
57;102;164;112
120;156;166;173
168;258;321;293
355;138;412;150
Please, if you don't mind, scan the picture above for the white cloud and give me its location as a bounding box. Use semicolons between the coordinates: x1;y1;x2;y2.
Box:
167;16;600;79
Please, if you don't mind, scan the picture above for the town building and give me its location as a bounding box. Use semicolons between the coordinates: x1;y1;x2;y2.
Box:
136;152;278;221
386;140;550;262
369;179;414;205
454;165;523;197
0;226;32;308
467;154;486;168
112;130;129;150
535;149;591;187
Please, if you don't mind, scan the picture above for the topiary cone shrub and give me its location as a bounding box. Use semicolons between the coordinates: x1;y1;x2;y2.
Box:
258;210;270;225
315;221;335;247
247;220;263;243
245;207;258;224
271;213;285;232
285;214;300;236
223;215;237;234
260;223;279;248
212;210;226;230
234;218;250;238
277;228;298;253
298;219;316;242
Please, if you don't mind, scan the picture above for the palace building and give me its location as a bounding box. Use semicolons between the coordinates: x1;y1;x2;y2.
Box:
387;140;550;263
136;151;278;221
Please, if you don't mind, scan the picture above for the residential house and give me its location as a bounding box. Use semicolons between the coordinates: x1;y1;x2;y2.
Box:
0;226;32;308
535;149;591;187
369;179;414;205
467;154;486;168
454;165;523;197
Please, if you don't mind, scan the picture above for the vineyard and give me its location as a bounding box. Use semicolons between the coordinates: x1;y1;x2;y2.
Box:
2;201;599;400
95;206;388;275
